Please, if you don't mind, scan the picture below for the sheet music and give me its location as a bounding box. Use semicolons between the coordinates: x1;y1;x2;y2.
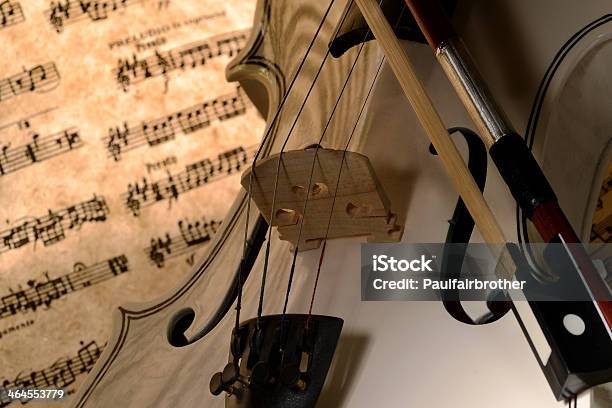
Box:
146;215;221;268
122;143;257;216
0;1;25;30
0;62;60;103
0;1;263;405
0;340;103;406
114;29;248;92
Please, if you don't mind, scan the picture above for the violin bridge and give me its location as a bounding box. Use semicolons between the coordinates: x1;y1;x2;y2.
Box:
241;148;403;251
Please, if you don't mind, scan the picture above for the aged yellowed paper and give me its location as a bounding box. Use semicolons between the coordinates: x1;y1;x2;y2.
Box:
0;1;263;405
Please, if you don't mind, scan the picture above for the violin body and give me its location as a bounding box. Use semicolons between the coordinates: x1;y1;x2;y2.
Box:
71;0;612;407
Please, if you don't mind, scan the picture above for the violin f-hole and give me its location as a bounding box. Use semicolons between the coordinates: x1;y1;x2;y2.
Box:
166;215;269;348
167;308;196;347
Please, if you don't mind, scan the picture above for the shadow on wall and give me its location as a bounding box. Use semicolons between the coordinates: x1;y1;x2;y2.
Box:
317;332;371;407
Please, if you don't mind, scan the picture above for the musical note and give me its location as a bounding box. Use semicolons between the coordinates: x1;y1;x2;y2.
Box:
33;273;67;307
0;254;129;320
107;122;128;161
107;254;129;275
0;1;24;30
0;195;109;255
0;290;30;317
0;62;60;104
145;217;221;268
50;358;75;388
32;371;52;389
2;221;33;250
142;117;176;146
104;87;249;161
177;43;212;69
211;89;248;121
114;28;249;91
33;209;65;245
148;233;172;268
122;145;256;215
176;104;211;134
0;127;81;177
76;340;102;372
80;0;119;21
216;35;243;58
179;218;217;246
48;0;70;32
47;0;137;33
72;195;110;225
154;50;174;76
24;134;39;162
16;119;30;130
184;158;214;186
217;146;248;174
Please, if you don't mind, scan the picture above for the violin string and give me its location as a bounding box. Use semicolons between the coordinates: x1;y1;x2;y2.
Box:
280;29;372;319
281;1;405;318
235;0;337;333
280;0;404;329
306;4;408;324
306;55;387;324
255;0;357;324
276;0;392;348
255;50;335;321
279;0;403;334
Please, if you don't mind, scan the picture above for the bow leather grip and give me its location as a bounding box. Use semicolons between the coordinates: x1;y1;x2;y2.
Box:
489;133;557;219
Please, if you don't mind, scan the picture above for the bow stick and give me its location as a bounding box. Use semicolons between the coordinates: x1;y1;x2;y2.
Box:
354;0;550;358
353;0;511;270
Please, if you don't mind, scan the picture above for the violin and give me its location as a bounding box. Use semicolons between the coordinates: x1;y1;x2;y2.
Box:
70;0;612;407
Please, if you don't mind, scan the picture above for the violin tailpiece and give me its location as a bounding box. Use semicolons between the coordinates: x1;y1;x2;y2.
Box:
210;314;343;407
241;148;404;251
